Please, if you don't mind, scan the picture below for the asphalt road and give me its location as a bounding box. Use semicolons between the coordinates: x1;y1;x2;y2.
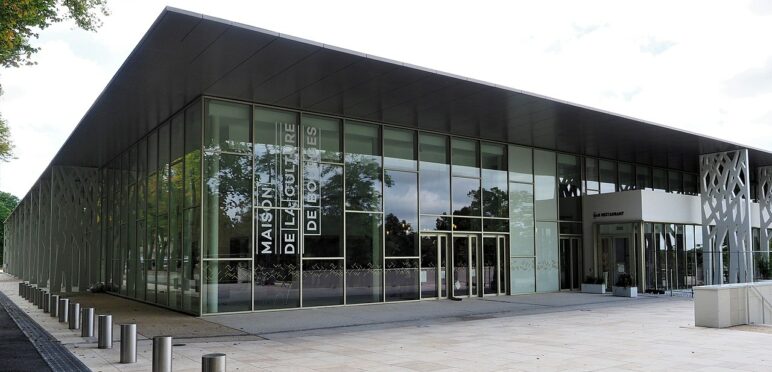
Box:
0;300;52;372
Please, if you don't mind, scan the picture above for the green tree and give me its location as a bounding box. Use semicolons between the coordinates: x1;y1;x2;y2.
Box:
0;191;20;266
0;0;110;161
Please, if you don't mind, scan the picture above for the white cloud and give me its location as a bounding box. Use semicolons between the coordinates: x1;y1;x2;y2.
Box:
2;0;772;198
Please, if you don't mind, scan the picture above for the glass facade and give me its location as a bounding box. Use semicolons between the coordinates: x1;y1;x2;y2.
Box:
58;97;726;315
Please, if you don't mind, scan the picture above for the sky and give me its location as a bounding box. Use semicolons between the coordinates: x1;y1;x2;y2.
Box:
1;0;772;198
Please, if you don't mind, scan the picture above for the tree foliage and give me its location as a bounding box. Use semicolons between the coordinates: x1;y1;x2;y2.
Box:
1;0;109;68
0;191;20;265
0;111;11;161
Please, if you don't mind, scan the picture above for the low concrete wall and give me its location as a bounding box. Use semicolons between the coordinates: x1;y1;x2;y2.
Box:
694;282;772;328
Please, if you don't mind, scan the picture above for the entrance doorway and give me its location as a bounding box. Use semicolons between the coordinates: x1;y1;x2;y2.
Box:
599;236;636;290
420;233;506;299
559;237;582;291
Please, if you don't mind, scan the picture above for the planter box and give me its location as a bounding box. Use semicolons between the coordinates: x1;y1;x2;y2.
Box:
612;286;638;297
581;283;606;294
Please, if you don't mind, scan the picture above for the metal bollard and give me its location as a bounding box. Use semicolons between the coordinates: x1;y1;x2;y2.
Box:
120;324;137;364
58;298;69;323
50;295;60;318
43;292;51;313
21;283;27;300
68;303;81;330
81;308;95;337
202;353;226;372
18;282;23;297
97;315;113;349
32;287;37;306
152;336;173;372
38;290;47;310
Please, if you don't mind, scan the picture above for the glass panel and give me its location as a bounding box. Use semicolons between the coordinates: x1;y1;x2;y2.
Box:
644;223;656;290
205;100;251;153
203;153;252;258
452;217;481;232
557;154;581;221
451;138;479;177
169;160;183;309
509;182;534;256
420;236;439;298
385;259;419;301
383;127;416;171
636;166;652;190
303;164;343;257
452;177;481;216
346;212;383;304
668;171;683;194
535;221;559;292
510;257;535;294
482;144;508;218
157;123;170;306
384;170;418;257
182;207;200;313
182;102;201;314
508;145;532;183
684;174;698;195
253;107;299;209
653;168;667;192
345;122;382;211
419;134;450;215
301;259;344;306
585;157;599;194
618;163;634;191
534;150;557;220
599;160;617;194
483;219;508;232
203;260;251;313
146;131;158;302
253;208;300;310
452;236;470;296
483;237;498;294
419;215;452;231
303;115;342;163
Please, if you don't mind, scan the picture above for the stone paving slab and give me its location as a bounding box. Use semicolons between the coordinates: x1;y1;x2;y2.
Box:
3;272;771;371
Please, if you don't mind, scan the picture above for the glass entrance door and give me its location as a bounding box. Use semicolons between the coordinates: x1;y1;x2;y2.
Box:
600;235;635;290
559;237;581;291
452;235;477;297
420;234;448;298
482;235;507;295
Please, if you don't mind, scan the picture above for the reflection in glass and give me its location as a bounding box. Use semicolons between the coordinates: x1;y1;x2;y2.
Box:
452;236;471;296
303;164;343;257
254;209;300;310
303;115;341;163
420;236;439;298
419;215;452;231
345;122;382;212
585;157;599;194
636;166;652;190
204;153;252;258
482;169;508;218
653;168;667;192
452;217;481;232
618;163;634;191
302;259;344;306
384;127;416;171
452;138;479;177
509;145;533;183
205;100;251;153
599;160;617;194
419;134;450;215
385;171;418;257
346;213;383;304
509;182;534;256
452;177;480;216
668;171;683;194
534;150;557;220
203;260;251;313
385;259;419;301
483;237;498;294
558;154;581;221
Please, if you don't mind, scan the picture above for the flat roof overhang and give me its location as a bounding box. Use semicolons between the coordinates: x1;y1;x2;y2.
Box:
47;7;772;174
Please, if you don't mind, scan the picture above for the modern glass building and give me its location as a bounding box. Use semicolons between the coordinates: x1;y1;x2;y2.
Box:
5;8;772;315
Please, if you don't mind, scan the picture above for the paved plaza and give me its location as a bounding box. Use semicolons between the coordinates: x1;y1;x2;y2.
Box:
2;274;771;371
